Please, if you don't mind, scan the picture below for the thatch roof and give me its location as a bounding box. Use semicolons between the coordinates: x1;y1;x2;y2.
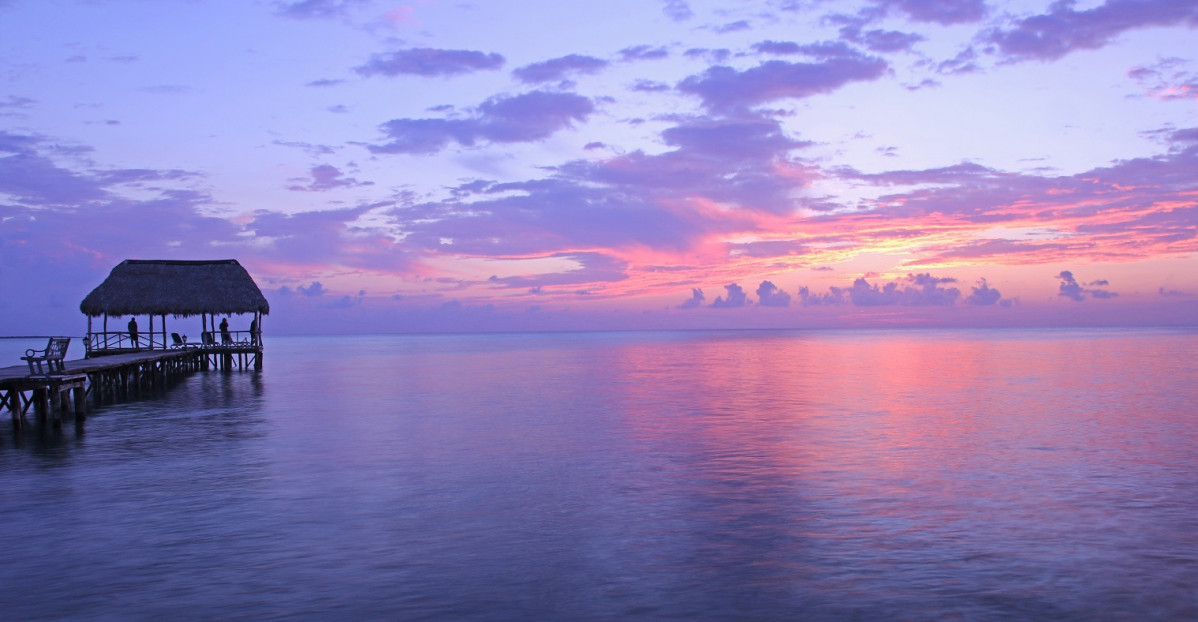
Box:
80;259;270;317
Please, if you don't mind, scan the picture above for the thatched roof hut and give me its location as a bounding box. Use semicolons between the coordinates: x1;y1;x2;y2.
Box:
80;259;269;360
80;259;270;318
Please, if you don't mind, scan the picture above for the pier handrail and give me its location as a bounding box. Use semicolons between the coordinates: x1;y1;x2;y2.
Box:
85;331;165;353
85;330;260;355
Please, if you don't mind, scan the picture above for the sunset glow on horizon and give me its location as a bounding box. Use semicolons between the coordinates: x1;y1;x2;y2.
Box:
2;0;1196;334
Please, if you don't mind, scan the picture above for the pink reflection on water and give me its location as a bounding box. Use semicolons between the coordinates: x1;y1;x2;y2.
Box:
599;330;1198;612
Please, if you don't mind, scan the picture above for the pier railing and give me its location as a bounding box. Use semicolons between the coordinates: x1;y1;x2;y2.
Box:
86;331;166;353
85;330;261;354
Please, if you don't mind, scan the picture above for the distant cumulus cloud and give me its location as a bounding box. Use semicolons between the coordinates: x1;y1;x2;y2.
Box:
369;91;594;154
798;285;847;306
1057;270;1118;301
984;0;1198;62
677;288;705;309
710;283;748;308
356;48;504;78
297;281;327;296
756;280;792;307
799;274;965;307
851;273;960;306
963;278;1003;305
512;54;609;84
327;290;366;308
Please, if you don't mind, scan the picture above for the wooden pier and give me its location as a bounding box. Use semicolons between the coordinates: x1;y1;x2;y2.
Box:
0;344;260;430
3;257;272;431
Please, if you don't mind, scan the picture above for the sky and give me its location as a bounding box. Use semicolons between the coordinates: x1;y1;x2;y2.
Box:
1;0;1196;335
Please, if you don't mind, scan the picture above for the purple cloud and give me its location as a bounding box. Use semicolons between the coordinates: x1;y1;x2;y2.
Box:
873;0;987;25
715;20;751;34
384;112;809;263
393;176;740;255
842;27;925;53
557;116;811;215
752;41;804;55
853;273;961;306
677;47;887;112
369;91;594;154
799;274;964;307
275;0;368;19
356;48;505;78
485;252;628;289
963;278;1003;305
287;164;372;192
0;132;192;206
630;79;671;92
1057;270;1118;301
512;54;609;84
1129;59;1198;101
0;95;35;110
677;288;705;309
298;281;327;297
798;285;848;306
663;0;693;21
711;283;748;308
620;45;670;61
756;280;792;307
730;240;809;258
985;0;1198;62
666;0;694;21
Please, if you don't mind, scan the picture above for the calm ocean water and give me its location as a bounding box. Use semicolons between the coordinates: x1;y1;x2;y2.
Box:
1;328;1196;620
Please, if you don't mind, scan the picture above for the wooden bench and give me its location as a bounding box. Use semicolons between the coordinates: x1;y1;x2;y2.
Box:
22;337;71;376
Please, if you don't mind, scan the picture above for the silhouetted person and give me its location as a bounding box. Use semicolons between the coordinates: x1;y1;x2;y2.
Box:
128;317;138;348
249;318;259;346
220;317;231;344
